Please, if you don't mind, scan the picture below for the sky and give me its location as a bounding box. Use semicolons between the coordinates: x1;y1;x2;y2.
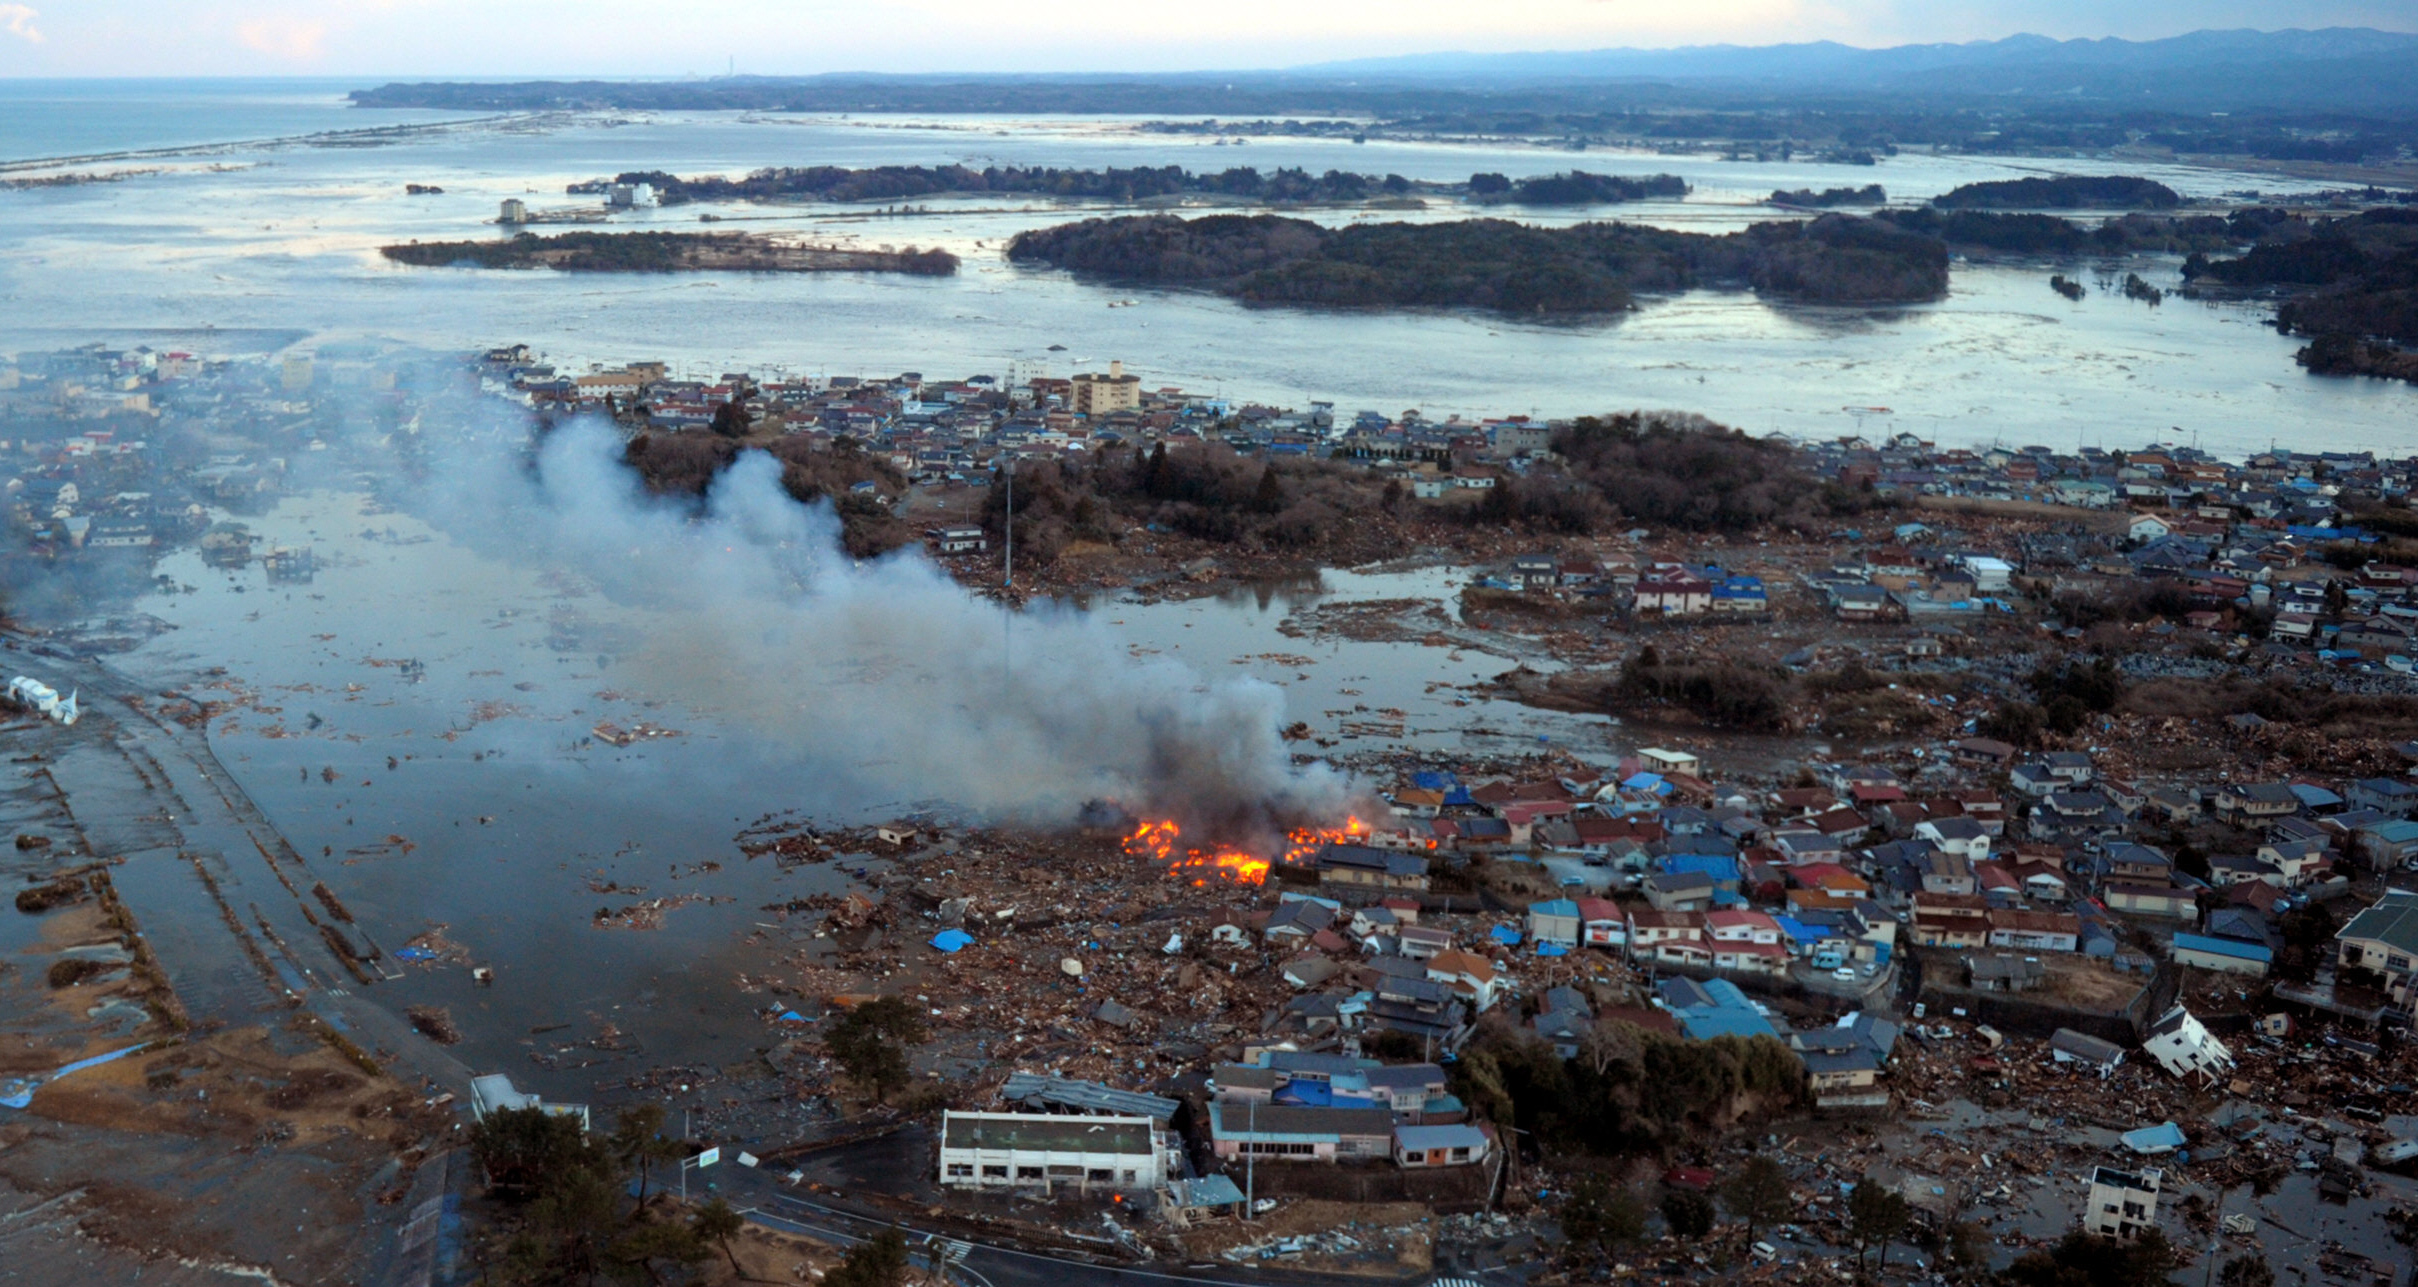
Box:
0;0;2412;78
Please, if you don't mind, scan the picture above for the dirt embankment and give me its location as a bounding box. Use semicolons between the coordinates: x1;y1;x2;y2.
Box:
7;835;449;1281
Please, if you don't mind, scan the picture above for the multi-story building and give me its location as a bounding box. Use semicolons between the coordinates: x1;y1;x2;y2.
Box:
2085;1166;2161;1239
1068;361;1142;416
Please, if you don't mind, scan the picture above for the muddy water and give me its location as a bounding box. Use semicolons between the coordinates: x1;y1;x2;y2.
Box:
110;485;1577;1096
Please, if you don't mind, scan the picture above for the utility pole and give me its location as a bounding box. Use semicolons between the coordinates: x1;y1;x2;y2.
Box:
1244;1097;1256;1222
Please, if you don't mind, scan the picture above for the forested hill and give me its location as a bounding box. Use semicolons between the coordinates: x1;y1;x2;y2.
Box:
1006;213;1950;313
1931;176;2183;209
2184;207;2418;382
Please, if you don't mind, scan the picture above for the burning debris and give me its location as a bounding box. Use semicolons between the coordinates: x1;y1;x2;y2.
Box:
1122;816;1372;887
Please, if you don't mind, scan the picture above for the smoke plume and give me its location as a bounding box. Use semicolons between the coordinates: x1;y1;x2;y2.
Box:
413;407;1352;838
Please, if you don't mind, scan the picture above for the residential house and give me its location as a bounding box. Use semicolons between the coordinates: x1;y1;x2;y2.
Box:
1626;909;1703;956
2050;1029;2125;1076
1988;909;2081;953
1634;571;1712;615
1206;1103;1395;1162
2349;777;2418;819
1919;850;1978;895
1527;898;1581;949
1916;817;1990;862
1316;845;1431;893
1966;954;2046;992
1425;949;1502;1010
2335;890;2418;1005
1577;897;1625;949
2104;883;2199;922
1393;1124;1492;1169
2214;782;2301;825
2172;933;2271;977
2140;1006;2235;1083
1643;870;1716;912
2356;820;2418;871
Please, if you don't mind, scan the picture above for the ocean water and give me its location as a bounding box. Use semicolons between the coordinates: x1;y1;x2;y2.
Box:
0;82;2412;455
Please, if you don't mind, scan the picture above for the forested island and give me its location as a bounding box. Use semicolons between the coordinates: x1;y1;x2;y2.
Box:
1469;170;1690;205
1931;175;2183;209
591;163;1686;209
1770;184;1886;207
1006;213;1949;313
1004;203;2322;316
379;231;958;275
2185;206;2418;382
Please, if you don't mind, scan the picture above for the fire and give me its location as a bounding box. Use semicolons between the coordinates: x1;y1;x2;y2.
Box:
1122;815;1371;888
1124;818;1269;886
1280;816;1369;865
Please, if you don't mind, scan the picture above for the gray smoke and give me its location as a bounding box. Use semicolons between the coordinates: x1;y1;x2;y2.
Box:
412;408;1353;838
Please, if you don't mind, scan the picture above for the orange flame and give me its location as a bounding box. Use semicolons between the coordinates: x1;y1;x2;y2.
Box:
1122;818;1296;887
1121;815;1373;888
1279;815;1369;866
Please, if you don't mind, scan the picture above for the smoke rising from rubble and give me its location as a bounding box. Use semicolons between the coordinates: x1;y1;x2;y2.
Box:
413;408;1353;837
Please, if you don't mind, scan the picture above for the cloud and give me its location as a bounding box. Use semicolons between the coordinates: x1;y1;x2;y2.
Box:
0;4;41;43
235;14;326;59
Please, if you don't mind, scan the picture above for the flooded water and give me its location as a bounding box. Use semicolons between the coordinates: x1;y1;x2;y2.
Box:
3;84;2414;454
103;479;1581;1093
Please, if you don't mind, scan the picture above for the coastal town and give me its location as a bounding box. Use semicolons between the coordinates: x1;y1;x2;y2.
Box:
11;337;2418;1285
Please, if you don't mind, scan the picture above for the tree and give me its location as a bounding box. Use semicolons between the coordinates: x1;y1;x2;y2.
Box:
2219;1255;2275;1287
1720;1154;1793;1245
1252;464;1285;513
607;1104;680;1208
692;1197;746;1277
1940;1219;1990;1281
470;1106;609;1203
1846;1179;1910;1271
1661;1187;1716;1240
1559;1176;1647;1266
2002;1230;2179;1287
825;996;929;1105
710;398;752;438
827;1227;912;1287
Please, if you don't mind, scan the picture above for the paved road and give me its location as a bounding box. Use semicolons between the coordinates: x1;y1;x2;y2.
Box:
718;1172;1483;1287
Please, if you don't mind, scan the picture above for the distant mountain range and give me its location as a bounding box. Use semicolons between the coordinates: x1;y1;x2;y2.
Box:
351;27;2418;116
1293;28;2418;110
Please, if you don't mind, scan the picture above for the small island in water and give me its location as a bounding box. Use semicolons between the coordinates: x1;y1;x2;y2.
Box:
379;230;959;275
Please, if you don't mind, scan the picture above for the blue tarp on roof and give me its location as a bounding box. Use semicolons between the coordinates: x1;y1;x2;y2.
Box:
929;929;974;952
1412;771;1460;791
2174;933;2274;964
1661;853;1741;884
1622;773;1670;793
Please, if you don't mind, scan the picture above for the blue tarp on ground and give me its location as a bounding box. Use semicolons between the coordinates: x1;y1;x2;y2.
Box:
1490;926;1523;946
929;930;974;953
2122;1121;2187;1154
